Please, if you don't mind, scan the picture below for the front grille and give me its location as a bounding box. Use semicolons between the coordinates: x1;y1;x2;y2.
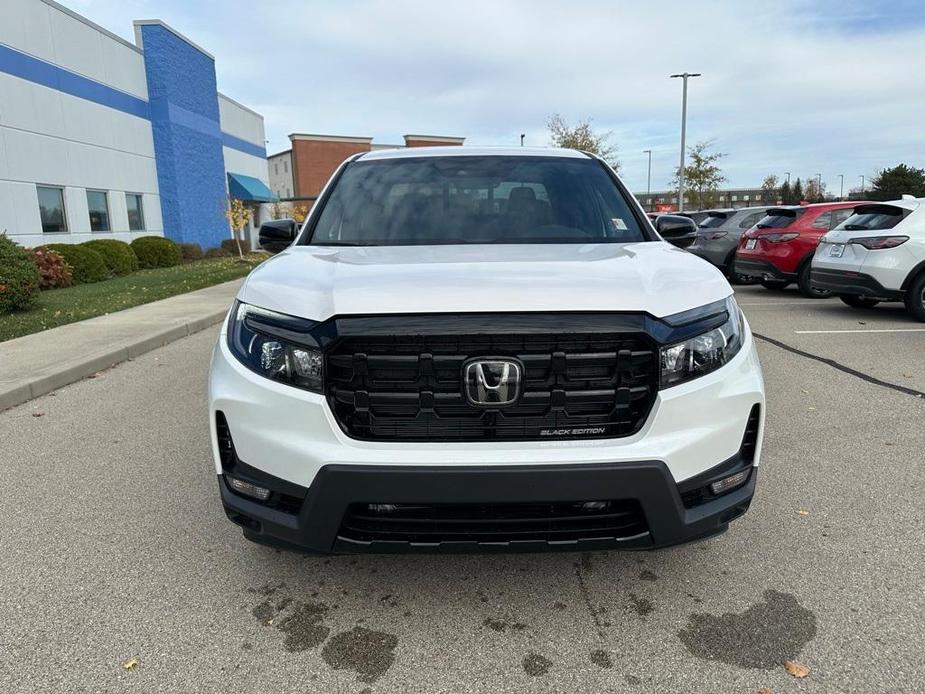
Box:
338;499;649;546
326;329;659;441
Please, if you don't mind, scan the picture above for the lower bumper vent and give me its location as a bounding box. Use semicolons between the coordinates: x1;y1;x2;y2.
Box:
337;499;649;547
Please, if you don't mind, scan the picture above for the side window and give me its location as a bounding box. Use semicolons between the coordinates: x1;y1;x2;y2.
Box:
811;211;832;229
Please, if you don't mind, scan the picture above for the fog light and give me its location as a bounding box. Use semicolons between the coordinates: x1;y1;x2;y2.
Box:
227;475;271;501
710;470;750;495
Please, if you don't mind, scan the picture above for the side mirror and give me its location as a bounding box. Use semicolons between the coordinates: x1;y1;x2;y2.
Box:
655;214;698;247
259;219;298;253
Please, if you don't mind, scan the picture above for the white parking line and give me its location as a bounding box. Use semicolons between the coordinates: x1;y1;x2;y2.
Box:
794;328;925;334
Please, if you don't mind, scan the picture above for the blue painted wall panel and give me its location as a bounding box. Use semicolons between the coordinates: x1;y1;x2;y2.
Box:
140;25;229;248
0;42;149;119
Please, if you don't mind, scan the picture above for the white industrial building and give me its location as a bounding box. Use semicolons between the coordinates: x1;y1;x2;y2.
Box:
0;0;272;250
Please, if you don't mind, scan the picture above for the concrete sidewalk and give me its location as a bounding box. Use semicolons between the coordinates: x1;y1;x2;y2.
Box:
0;279;242;412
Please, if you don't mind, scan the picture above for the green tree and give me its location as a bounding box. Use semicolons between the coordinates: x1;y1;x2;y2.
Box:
792;178;803;203
547;113;620;172
869;163;925;201
670;140;726;210
779;180;792;205
761;174;779;205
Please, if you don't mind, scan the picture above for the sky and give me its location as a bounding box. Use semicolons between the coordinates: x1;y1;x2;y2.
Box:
67;0;925;193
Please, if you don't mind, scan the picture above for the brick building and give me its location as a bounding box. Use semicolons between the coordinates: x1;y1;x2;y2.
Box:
268;133;465;205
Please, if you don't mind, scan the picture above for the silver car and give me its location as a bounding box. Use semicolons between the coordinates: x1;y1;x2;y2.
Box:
688;207;769;280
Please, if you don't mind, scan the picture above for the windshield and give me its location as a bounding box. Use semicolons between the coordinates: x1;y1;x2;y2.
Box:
308;156;648;246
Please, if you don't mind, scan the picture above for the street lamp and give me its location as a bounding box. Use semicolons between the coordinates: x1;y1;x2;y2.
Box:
816;173;822;199
520;133;525;147
838;174;844;200
670;72;701;212
784;172;791;185
643;149;652;209
859;174;865;194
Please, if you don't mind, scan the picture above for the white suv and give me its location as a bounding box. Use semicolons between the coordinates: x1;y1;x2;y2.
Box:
812;196;925;321
208;147;765;554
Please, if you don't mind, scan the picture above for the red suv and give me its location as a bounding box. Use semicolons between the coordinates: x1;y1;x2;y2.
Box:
733;202;864;297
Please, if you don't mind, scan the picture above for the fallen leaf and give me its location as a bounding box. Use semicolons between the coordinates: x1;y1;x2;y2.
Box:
784;660;810;678
32;412;45;418
758;688;772;694
798;510;810;516
884;442;894;446
122;657;139;671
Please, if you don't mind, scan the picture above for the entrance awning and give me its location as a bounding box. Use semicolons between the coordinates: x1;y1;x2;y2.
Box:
227;173;276;203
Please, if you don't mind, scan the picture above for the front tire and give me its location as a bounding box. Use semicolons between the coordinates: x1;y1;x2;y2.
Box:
840;295;880;309
904;272;925;322
760;279;789;291
798;263;831;298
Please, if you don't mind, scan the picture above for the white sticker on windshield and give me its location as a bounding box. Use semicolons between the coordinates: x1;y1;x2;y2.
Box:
611;218;628;231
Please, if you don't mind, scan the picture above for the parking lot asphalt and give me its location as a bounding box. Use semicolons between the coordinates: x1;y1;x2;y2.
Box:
1;284;923;694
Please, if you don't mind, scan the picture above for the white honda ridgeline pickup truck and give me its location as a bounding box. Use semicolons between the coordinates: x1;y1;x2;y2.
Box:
208;147;766;554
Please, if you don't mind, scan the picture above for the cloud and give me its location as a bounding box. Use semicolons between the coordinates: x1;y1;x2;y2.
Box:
66;0;925;191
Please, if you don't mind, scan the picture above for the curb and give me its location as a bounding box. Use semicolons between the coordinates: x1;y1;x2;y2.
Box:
0;307;228;413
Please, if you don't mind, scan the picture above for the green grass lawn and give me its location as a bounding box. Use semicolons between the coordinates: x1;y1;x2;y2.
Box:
0;255;264;343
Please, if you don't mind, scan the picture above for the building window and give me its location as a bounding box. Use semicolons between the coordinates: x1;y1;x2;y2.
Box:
86;190;111;232
284;160;289;173
37;186;68;233
126;193;145;231
274;163;279;175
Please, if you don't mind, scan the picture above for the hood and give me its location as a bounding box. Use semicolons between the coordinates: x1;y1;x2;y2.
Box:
239;242;731;321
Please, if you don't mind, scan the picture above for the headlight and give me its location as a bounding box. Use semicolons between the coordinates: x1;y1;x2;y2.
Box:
227;301;323;393
660;296;745;388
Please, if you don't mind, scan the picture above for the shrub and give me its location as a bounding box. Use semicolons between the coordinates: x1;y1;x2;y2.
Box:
177;242;204;262
221;238;246;256
82;239;138;276
30;248;73;289
204;246;232;259
0;234;41;312
38;243;108;284
130;236;181;269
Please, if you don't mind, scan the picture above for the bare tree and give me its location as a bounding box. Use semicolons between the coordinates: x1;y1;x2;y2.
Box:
760;174;779;205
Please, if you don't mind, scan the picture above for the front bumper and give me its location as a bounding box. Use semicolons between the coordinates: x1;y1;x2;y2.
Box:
809;268;903;301
209;315;765;553
220;458;758;553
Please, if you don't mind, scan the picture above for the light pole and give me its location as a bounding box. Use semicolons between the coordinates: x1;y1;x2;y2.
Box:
670;72;701;212
838;174;844;200
859;174;865;194
784;172;791;185
643;149;652;209
816;173;822;200
520;133;525;147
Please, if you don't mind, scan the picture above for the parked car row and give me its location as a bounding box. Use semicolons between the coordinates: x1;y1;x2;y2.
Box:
655;197;925;321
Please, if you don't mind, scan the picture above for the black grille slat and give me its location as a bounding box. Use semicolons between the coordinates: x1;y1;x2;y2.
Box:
339;500;649;544
326;322;658;442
